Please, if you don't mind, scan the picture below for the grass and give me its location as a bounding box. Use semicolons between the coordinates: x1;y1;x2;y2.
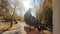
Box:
0;22;10;30
0;21;21;31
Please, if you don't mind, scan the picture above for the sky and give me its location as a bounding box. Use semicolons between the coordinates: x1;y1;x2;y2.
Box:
10;0;44;16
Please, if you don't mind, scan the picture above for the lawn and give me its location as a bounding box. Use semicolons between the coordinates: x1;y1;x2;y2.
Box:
0;21;21;31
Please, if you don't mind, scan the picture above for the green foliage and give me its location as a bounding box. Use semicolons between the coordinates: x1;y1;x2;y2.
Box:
0;16;4;20
36;0;53;29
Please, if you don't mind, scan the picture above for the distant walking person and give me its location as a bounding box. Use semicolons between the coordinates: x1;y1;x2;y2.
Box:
14;19;20;24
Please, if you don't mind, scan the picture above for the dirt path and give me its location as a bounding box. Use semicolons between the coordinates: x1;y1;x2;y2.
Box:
1;22;52;34
2;22;27;34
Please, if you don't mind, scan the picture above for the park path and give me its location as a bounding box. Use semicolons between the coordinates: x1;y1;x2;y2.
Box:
1;22;52;34
2;22;27;34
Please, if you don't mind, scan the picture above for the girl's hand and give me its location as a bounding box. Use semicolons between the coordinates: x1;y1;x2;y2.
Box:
24;26;40;34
